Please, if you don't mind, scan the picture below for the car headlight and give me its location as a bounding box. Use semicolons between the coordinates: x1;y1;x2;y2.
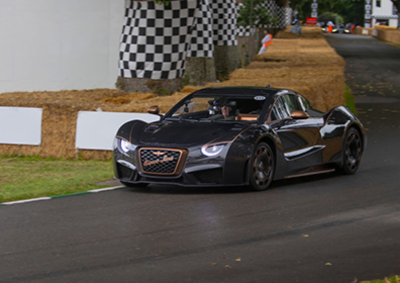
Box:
201;144;226;157
117;138;136;156
121;139;131;153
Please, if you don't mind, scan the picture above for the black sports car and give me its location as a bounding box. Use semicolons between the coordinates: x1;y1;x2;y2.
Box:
113;86;366;191
332;24;350;34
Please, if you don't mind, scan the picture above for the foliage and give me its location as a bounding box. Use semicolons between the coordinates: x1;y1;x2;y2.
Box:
360;275;400;283
237;0;273;28
391;0;400;10
288;0;365;25
327;0;365;25
318;11;344;25
391;0;400;27
345;84;357;115
155;0;170;5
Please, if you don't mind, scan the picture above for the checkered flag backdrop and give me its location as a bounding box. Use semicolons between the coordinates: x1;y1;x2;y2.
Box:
258;1;292;28
211;0;238;46
188;0;214;58
119;0;198;80
236;26;256;37
236;2;256;37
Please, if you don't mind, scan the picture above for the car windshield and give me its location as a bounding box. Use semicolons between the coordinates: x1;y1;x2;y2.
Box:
165;95;268;122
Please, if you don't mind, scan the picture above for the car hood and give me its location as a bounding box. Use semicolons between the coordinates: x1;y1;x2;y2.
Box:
136;120;250;147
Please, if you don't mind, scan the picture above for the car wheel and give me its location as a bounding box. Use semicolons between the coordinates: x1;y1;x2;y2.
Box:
249;142;275;191
121;181;149;188
342;128;362;174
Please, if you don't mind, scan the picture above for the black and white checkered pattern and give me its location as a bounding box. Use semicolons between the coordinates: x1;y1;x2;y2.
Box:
236;2;256;37
258;0;277;26
210;0;238;46
258;1;292;28
276;6;292;28
236;26;256;37
119;0;198;80
188;0;214;58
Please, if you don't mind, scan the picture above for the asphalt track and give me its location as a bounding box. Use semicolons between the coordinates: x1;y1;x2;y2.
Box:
1;34;400;283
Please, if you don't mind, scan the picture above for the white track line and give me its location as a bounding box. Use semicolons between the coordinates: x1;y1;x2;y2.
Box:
88;186;124;193
2;186;124;205
2;197;52;205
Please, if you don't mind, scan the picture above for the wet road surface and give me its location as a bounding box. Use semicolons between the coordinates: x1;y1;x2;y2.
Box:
325;33;400;98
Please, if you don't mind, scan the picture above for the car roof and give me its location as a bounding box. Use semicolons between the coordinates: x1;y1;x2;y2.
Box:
192;86;285;98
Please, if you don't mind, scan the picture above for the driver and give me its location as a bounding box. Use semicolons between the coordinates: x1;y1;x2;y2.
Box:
221;105;232;119
208;100;236;120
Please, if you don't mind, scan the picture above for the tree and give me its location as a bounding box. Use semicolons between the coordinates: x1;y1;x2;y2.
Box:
237;0;273;28
391;0;400;11
390;0;400;28
288;0;365;25
329;0;365;25
318;11;344;25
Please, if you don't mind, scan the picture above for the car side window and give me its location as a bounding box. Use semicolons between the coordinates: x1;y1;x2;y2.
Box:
299;96;312;110
271;95;297;121
281;94;298;112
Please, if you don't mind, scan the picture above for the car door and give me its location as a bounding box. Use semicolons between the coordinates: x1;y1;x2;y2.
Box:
268;94;324;173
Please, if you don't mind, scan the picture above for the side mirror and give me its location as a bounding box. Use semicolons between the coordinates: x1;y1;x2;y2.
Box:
291;110;309;119
147;105;160;115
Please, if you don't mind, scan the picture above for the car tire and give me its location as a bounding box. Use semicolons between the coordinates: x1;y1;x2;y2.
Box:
342;127;363;174
121;181;149;188
249;142;275;191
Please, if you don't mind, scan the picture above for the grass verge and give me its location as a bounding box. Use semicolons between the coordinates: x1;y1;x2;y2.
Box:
0;155;114;203
361;275;400;283
345;84;357;115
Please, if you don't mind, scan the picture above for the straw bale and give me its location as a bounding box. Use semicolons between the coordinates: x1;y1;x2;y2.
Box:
180;85;203;94
253;38;344;68
374;25;397;30
275;26;324;39
0;26;346;160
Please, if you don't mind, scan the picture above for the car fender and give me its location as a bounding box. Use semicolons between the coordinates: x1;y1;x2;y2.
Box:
116;120;148;143
322;106;367;166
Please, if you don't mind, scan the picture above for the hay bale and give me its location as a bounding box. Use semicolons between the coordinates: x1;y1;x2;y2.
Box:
276;26;324;39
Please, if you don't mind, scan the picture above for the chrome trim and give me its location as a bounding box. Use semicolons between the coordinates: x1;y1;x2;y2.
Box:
285;168;335;179
117;160;137;171
284;145;325;159
184;164;222;174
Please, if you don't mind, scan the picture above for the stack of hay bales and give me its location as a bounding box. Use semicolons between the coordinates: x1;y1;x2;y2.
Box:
0;26;346;160
372;26;400;45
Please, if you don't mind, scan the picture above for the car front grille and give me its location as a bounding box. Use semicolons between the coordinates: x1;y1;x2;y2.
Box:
139;147;187;175
192;168;223;184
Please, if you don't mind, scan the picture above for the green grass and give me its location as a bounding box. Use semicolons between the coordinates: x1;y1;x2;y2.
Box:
0;155;115;203
361;275;400;283
345;84;357;115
